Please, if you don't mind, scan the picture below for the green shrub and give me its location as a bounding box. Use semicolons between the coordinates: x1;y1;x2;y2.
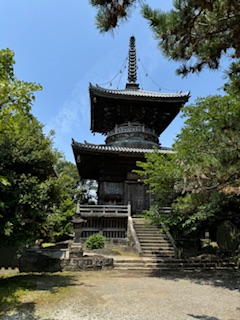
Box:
85;233;106;250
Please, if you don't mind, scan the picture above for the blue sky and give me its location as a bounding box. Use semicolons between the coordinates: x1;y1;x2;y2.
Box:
1;1;229;162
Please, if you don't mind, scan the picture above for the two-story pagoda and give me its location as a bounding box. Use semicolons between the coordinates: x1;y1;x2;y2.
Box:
72;36;189;240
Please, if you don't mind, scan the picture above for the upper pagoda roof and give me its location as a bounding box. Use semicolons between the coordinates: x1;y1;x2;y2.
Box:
89;36;189;135
90;83;189;135
90;83;189;101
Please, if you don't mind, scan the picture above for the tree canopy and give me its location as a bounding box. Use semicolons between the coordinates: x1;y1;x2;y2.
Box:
89;0;138;32
135;87;240;235
0;49;83;246
91;1;240;238
90;0;240;84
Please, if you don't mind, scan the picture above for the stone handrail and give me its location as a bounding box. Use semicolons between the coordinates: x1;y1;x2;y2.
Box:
157;207;182;258
127;216;143;256
161;222;182;259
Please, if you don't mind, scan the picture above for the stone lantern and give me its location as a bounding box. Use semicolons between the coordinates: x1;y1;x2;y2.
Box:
70;210;85;258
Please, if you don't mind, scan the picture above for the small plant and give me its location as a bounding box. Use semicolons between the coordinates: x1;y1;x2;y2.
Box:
85;233;106;250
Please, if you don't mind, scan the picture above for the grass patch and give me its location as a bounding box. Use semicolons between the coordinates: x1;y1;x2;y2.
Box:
0;274;36;313
0;272;77;315
41;243;55;248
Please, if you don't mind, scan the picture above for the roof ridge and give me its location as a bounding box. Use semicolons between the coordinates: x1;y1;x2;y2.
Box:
72;140;174;154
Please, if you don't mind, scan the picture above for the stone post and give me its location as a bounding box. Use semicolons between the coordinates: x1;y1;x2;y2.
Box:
71;213;85;258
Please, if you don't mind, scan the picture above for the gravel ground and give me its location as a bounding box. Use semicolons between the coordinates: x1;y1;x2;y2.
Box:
1;270;240;320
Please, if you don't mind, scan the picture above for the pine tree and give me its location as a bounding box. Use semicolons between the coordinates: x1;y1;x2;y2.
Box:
90;0;240;84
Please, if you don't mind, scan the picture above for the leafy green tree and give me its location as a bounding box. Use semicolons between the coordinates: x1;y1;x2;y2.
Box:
0;104;59;245
0;49;91;245
136;90;240;235
0;49;41;112
175;94;240;194
42;161;82;242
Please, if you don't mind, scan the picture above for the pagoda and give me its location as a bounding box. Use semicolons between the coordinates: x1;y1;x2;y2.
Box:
72;36;189;240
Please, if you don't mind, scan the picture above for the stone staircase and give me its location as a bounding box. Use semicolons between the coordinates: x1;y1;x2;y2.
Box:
132;217;175;258
113;218;237;272
113;256;237;273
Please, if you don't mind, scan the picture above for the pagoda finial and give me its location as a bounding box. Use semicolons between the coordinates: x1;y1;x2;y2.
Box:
126;36;139;90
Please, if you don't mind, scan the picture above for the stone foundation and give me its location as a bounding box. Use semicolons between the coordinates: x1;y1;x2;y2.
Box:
61;256;114;271
18;247;113;272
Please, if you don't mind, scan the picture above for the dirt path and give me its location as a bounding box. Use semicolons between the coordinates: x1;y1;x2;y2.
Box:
1;270;240;320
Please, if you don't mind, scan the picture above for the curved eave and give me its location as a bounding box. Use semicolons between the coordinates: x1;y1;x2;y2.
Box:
89;83;190;135
89;83;190;102
72;139;174;155
72;139;173;180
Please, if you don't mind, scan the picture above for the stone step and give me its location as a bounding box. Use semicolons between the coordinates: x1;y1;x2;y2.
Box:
137;239;169;243
114;259;237;272
134;230;161;234
134;227;164;231
142;249;175;257
141;247;173;252
134;224;158;226
139;239;170;244
133;218;175;259
142;254;175;258
133;223;158;226
135;229;166;238
142;252;175;257
114;258;236;264
140;243;174;248
136;235;166;239
142;248;175;252
140;244;171;248
142;246;172;253
133;226;160;230
134;218;175;258
115;266;236;272
142;250;175;254
135;231;165;234
137;233;167;237
137;235;168;238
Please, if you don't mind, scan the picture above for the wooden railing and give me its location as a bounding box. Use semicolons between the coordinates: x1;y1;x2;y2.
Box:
76;203;131;218
79;218;128;239
73;203;131;239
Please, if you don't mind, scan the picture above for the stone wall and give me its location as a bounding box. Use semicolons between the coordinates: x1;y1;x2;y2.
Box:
0;247;19;269
18;247;113;272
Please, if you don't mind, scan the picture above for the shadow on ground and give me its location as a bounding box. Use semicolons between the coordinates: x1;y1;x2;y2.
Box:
187;314;220;320
0;273;78;320
149;269;240;291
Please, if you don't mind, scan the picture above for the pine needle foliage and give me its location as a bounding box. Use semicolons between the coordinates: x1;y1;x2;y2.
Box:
141;0;240;76
89;0;240;85
89;0;139;32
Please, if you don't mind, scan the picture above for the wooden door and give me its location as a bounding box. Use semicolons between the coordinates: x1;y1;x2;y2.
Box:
125;182;150;215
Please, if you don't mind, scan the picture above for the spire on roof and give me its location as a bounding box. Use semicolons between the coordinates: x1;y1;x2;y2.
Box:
126;36;139;90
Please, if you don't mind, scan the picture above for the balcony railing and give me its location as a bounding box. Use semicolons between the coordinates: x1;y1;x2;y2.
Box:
75;203;131;218
107;122;156;138
73;203;131;239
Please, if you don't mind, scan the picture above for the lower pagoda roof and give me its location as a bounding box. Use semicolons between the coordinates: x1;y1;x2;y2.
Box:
72;139;173;180
72;140;173;155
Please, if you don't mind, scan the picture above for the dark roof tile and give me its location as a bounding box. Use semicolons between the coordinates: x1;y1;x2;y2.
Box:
72;140;174;155
90;83;190;100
